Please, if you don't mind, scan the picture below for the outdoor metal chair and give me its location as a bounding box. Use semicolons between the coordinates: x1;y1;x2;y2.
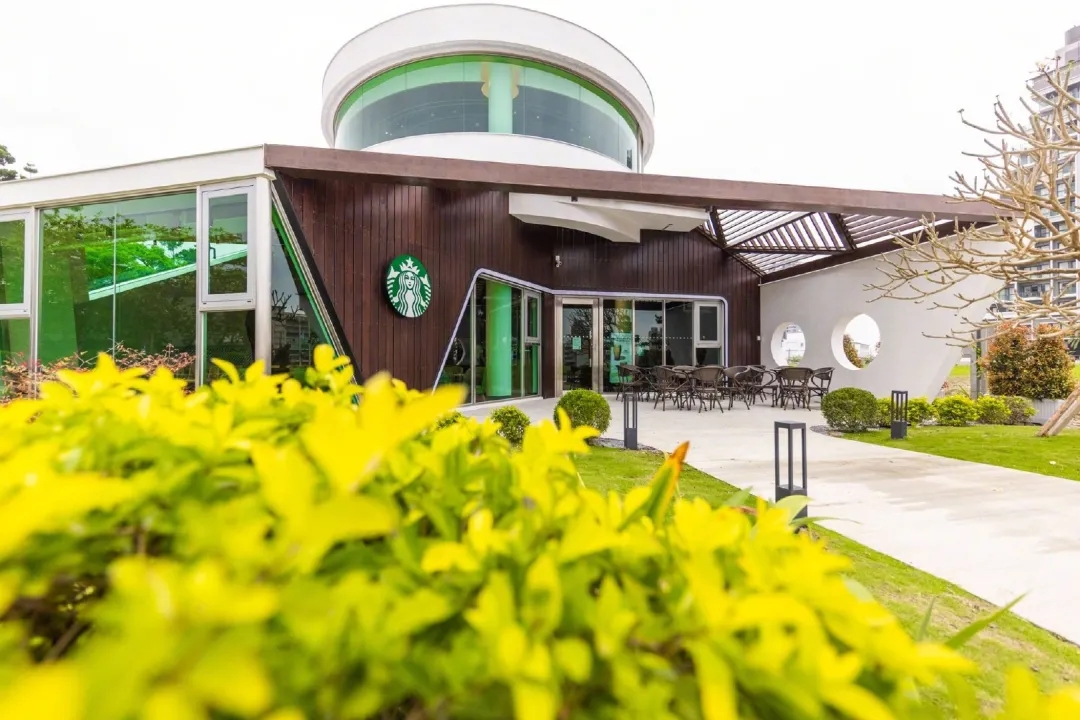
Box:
653;366;691;411
808;367;834;406
690;365;724;413
616;364;650;401
776;366;815;410
743;367;778;406
718;366;752;410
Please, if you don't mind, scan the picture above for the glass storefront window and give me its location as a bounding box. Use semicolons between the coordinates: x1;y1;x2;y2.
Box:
696;347;722;366
561;303;593;392
438;291;473;402
698;305;719;343
664;301;694;366
270;210;333;379
633;301;663;369
525;344;540;396
447;277;542;403
203;310;255;383
0;217;26;306
206;192;250;297
602;299;632;392
511;287;522;397
0;318;30;401
335;55;640;170
526;294;540;340
39;192;198;382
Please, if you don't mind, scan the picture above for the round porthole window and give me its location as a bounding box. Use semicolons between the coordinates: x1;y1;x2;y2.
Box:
834;314;881;370
770;322;806;367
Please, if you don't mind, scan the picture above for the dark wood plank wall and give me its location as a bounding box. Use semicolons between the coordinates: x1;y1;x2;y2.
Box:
277;172;760;392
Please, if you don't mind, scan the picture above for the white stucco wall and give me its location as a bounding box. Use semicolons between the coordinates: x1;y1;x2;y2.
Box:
364;133;631;172
760;247;998;399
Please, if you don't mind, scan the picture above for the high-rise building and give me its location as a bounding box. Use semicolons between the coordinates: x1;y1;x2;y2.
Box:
1000;26;1080;310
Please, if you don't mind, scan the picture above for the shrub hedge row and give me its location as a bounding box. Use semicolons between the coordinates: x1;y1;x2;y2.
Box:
0;349;1073;718
825;389;1036;432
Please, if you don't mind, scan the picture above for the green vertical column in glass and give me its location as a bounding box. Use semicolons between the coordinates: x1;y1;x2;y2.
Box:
485;280;513;399
487;62;514;134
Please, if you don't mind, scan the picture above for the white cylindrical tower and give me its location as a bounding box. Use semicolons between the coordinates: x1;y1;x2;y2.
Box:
321;4;656;172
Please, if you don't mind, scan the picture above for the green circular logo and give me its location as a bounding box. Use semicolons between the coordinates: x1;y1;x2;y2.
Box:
385;254;432;318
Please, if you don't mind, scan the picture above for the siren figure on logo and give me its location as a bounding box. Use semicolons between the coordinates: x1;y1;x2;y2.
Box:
385;255;432;318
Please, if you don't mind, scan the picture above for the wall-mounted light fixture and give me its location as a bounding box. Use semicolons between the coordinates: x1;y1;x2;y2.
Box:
555;254;562;268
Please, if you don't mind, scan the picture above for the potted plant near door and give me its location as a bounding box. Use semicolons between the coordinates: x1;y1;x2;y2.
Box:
981;323;1076;424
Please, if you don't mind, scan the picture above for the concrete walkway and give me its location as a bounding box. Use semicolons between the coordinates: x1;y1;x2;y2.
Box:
464;396;1080;644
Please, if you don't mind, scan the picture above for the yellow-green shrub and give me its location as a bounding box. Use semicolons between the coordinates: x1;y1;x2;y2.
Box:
0;347;1076;719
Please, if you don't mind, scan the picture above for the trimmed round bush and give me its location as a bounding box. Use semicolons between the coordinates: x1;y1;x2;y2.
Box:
821;387;878;432
875;397;892;428
876;396;932;427
490;405;531;445
555;389;611;435
975;395;1010;425
1001;395;1036;425
907;397;934;425
932;395;979;426
435;410;466;430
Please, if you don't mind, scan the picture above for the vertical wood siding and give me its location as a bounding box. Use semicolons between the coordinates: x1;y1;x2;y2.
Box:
277;172;760;392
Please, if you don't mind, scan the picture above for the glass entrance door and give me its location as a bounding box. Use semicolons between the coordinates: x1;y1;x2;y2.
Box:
559;300;599;393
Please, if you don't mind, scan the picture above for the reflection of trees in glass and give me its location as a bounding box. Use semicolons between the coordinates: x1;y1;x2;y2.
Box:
564;307;592;337
38;201;201;368
40;208;243;290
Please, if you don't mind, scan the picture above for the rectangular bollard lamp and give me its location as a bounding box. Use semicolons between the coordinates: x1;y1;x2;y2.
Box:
623;386;638;451
774;420;808;521
890;390;909;440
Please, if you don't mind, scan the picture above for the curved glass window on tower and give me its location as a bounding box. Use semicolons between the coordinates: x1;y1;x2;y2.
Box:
334;55;641;170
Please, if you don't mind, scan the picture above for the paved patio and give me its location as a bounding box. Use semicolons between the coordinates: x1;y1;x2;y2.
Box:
463;396;1080;644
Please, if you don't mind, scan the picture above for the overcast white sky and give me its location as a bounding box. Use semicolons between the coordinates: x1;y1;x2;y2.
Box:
2;0;1077;193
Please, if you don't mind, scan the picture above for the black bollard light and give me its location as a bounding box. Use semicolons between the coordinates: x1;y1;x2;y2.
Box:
774;420;808;521
623;384;638;450
890;390;909;440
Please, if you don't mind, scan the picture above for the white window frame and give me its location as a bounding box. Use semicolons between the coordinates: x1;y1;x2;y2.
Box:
0;209;34;319
198;182;256;309
693;301;723;363
194;177;272;387
524;291;541;343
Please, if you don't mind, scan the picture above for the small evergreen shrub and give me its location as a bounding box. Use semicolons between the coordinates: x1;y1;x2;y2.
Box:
1026;328;1076;399
975;395;1011;425
435;410;466;430
982;324;1028;397
1002;395;1037;425
932;395;979;426
877;396;933;427
821;387;878;432
554;389;611;435
489;405;531;445
875;397;892;428
907;397;934;425
982;322;1077;400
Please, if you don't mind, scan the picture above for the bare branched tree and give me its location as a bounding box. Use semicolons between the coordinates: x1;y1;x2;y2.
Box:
868;63;1080;435
868;64;1080;344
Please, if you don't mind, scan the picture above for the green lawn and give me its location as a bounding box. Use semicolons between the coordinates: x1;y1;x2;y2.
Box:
574;446;1080;715
949;363;973;378
846;425;1080;482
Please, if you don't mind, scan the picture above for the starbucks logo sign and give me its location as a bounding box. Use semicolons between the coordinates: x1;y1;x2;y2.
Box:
385;254;432;318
